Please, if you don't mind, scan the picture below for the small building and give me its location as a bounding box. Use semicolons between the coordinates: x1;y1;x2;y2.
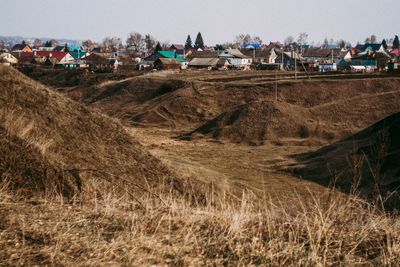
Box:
11;43;33;53
319;63;337;72
274;50;304;70
363;43;385;53
83;53;114;72
33;51;75;66
218;49;252;69
241;48;277;64
70;51;89;60
154;58;181;70
188;58;229;70
0;53;18;65
185;50;218;61
339;54;378;72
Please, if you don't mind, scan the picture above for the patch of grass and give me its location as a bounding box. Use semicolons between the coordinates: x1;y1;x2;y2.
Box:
0;184;399;266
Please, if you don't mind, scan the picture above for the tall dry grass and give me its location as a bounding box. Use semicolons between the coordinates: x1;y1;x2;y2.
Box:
1;181;399;266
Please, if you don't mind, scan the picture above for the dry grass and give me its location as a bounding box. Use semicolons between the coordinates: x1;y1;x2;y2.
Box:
2;66;400;266
1;183;399;266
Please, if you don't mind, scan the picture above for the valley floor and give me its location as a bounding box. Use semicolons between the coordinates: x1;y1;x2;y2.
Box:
129;127;327;200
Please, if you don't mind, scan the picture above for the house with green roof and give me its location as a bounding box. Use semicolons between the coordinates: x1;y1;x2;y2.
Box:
70;51;89;59
144;51;185;63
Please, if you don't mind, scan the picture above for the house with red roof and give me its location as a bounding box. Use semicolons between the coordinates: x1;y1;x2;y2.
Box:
33;51;75;65
390;49;400;57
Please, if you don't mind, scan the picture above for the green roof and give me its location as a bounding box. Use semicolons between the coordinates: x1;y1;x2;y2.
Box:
157;51;185;62
68;45;84;52
70;51;87;59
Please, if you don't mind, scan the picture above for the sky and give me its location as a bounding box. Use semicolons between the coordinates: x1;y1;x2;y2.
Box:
1;0;399;46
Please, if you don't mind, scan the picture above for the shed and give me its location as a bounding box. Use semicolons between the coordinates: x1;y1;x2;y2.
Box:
188;58;229;70
154;58;181;70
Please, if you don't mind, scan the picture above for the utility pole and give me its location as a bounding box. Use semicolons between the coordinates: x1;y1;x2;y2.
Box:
294;46;298;80
275;68;278;101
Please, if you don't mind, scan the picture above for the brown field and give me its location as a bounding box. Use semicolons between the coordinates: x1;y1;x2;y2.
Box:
1;66;400;266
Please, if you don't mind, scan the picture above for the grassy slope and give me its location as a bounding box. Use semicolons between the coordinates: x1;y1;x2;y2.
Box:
0;66;197;199
291;112;400;198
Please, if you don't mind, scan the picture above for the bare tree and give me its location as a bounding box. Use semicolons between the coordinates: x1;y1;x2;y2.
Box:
370;35;377;44
33;38;43;47
297;32;308;45
126;32;145;52
253;36;263;45
82;40;94;50
102;37;122;52
235;34;263;47
50;39;59;47
284;36;294;46
161;41;170;51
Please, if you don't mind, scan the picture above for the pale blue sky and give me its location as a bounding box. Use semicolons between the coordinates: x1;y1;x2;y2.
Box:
0;0;399;45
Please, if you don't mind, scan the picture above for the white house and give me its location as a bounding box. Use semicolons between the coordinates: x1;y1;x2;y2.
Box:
218;49;252;69
0;53;18;65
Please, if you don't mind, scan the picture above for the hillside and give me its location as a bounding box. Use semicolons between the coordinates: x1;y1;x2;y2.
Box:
0;125;80;198
183;101;310;145
290;112;400;204
0;66;194;199
62;74;400;144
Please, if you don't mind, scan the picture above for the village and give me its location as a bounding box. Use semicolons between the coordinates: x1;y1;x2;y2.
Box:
1;33;400;73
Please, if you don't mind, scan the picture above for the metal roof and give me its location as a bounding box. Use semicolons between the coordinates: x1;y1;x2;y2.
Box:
157;51;185;62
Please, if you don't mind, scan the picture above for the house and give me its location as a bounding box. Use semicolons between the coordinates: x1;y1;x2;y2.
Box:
15;52;35;65
390;49;400;58
339;54;378;72
11;43;33;53
68;45;85;52
188;58;230;70
373;51;391;70
53;45;70;52
145;51;185;63
169;44;185;55
83;53;113;71
274;50;303;69
218;49;252;69
319;63;337;72
143;51;186;69
241;48;277;64
363;43;385;53
33;51;75;66
0;53;18;65
70;51;89;59
154;58;181;70
185;50;218;61
302;48;343;64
